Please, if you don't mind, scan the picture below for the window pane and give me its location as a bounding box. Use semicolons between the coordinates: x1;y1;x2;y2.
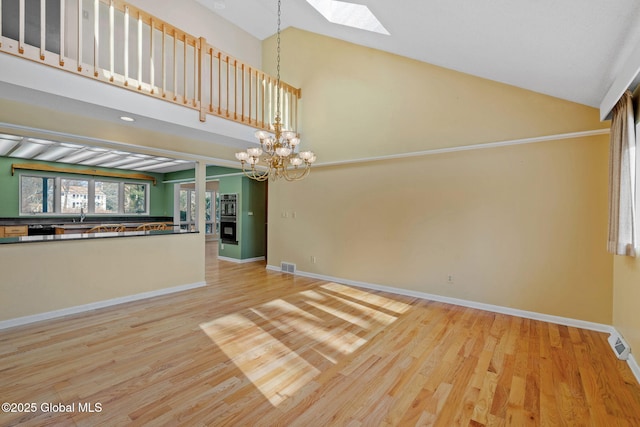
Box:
61;179;88;214
190;190;196;222
205;192;212;221
180;189;188;221
124;183;147;214
21;176;55;214
95;181;119;214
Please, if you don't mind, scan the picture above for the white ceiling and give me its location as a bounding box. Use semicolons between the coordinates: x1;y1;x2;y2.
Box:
201;0;640;108
0;132;195;173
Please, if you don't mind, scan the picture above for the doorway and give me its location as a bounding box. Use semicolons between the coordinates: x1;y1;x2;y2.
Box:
175;181;219;240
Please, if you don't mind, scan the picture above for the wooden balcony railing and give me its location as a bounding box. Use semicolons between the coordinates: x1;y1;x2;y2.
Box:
0;0;301;132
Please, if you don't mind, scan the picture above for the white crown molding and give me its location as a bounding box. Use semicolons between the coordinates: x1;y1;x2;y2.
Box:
313;129;610;168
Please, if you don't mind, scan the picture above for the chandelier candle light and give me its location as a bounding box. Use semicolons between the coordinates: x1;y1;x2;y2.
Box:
235;0;316;181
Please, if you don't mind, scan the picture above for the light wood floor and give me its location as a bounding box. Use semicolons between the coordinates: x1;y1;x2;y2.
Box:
1;243;640;426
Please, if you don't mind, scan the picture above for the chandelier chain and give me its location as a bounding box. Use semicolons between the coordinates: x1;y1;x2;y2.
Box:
276;0;281;116
234;0;316;182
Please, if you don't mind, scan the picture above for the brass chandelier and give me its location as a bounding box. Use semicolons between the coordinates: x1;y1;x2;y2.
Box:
235;0;316;182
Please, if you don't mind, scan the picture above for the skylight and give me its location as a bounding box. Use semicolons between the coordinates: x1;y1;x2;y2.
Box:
306;0;390;35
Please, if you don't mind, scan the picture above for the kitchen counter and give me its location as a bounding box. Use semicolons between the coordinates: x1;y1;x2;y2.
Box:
52;223;178;234
0;228;196;245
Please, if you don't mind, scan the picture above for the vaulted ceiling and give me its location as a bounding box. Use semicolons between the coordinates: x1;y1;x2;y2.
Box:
201;0;640;108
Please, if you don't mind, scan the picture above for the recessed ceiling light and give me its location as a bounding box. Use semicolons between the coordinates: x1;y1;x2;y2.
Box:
213;0;226;10
119;116;135;122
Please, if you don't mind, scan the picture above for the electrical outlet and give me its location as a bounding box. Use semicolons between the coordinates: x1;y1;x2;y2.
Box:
221;243;225;250
310;256;317;263
447;274;454;284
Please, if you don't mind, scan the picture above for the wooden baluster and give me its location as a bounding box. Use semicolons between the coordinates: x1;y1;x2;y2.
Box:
234;59;237;119
173;29;177;101
149;18;154;93
193;37;198;107
226;55;229;117
183;34;188;104
217;51;221;115
39;0;45;59
109;0;114;81
261;73;267;128
18;0;24;54
209;47;214;113
59;0;65;65
137;12;142;89
283;87;288;129
198;37;205;120
294;89;299;133
161;24;166;97
248;66;252;124
93;0;98;76
268;76;272;126
77;0;82;70
123;5;128;85
255;70;259;126
241;63;245;122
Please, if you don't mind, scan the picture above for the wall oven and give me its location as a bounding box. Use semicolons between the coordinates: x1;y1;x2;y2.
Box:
219;193;238;244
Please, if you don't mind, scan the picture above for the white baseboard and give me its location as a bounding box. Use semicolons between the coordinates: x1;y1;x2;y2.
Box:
0;281;207;330
626;353;640;385
219;256;265;264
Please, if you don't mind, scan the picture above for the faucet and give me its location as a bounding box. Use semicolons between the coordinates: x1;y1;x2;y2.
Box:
80;207;85;223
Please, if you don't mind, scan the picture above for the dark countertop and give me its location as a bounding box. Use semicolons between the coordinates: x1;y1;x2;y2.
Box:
0;216;173;227
0;229;197;245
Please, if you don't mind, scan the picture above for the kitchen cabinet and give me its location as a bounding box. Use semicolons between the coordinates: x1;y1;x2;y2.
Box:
3;225;28;237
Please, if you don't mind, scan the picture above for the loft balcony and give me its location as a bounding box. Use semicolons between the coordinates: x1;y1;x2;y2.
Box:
0;0;301;143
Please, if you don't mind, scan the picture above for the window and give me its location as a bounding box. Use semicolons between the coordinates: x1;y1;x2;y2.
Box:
20;176;55;214
20;175;149;215
124;183;148;214
61;179;89;214
179;188;196;230
95;181;119;214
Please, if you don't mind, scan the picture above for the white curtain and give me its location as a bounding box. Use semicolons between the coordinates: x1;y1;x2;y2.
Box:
608;90;636;256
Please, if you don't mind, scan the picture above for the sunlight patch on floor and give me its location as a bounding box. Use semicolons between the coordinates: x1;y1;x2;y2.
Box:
199;282;411;406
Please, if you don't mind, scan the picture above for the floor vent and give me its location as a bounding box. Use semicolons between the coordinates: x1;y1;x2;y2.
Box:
608;333;631;360
281;262;296;274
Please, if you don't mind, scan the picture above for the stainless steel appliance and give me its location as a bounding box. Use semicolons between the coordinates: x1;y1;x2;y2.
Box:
220;193;238;244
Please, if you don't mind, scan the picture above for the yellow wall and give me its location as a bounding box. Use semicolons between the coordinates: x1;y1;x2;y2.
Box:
269;136;612;323
0;234;204;321
266;29;613;324
265;29;608;163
